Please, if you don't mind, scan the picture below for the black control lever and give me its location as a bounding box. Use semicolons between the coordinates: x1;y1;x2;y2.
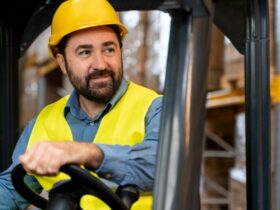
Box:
116;185;140;209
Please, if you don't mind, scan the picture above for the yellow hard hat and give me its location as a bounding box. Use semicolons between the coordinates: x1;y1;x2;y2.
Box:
48;0;128;58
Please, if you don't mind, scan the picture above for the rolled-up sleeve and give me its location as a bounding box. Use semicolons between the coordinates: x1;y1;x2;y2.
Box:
96;96;162;191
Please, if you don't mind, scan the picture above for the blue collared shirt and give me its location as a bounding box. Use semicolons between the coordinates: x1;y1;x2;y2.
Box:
0;79;162;209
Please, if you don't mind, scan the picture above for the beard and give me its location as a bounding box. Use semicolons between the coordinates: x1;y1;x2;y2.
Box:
65;62;123;103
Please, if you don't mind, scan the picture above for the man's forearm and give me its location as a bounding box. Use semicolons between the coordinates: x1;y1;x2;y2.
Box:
96;141;157;191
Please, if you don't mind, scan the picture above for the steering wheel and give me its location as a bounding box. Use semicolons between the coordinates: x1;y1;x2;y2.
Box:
11;164;140;210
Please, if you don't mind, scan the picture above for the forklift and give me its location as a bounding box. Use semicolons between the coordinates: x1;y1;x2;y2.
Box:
0;0;270;209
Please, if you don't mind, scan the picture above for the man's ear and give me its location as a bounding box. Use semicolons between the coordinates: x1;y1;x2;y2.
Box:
56;53;67;75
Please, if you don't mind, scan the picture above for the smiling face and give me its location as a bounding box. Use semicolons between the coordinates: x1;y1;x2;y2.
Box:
56;26;123;103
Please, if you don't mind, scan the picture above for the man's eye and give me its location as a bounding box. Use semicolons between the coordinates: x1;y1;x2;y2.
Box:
104;47;115;54
77;50;91;56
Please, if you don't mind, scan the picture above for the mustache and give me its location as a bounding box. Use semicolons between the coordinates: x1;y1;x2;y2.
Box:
87;69;114;79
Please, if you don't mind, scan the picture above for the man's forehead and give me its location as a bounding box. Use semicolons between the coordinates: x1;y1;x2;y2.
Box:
67;26;118;46
70;26;117;38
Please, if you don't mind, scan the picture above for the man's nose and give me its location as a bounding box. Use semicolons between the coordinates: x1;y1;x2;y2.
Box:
92;52;107;70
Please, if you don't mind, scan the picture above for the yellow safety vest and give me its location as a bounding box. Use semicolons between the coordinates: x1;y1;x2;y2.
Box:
27;81;159;210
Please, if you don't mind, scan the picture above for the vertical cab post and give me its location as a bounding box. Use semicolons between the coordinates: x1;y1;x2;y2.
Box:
245;0;271;209
153;0;214;209
0;24;19;171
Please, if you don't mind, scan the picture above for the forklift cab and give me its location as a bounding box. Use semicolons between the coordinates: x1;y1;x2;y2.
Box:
0;0;270;209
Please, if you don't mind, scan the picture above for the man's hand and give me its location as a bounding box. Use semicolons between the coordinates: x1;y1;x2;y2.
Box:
19;141;104;176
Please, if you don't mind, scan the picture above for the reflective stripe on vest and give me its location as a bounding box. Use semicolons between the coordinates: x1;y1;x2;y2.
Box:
27;81;159;210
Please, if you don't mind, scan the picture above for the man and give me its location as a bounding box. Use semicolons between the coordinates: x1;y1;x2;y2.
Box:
0;0;162;209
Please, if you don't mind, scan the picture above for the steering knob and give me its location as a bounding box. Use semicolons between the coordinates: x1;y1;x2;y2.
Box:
116;185;140;209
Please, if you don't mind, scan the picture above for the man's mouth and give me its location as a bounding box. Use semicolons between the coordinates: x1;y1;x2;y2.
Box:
87;70;114;86
91;75;111;82
90;73;111;79
88;74;113;88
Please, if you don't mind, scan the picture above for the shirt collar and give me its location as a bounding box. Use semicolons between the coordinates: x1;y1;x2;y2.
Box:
64;78;128;121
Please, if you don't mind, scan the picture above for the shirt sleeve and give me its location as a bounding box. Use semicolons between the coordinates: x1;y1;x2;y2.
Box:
0;118;43;209
95;96;162;191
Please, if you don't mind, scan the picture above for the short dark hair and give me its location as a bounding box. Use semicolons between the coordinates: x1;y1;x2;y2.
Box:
56;25;123;56
108;25;123;48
